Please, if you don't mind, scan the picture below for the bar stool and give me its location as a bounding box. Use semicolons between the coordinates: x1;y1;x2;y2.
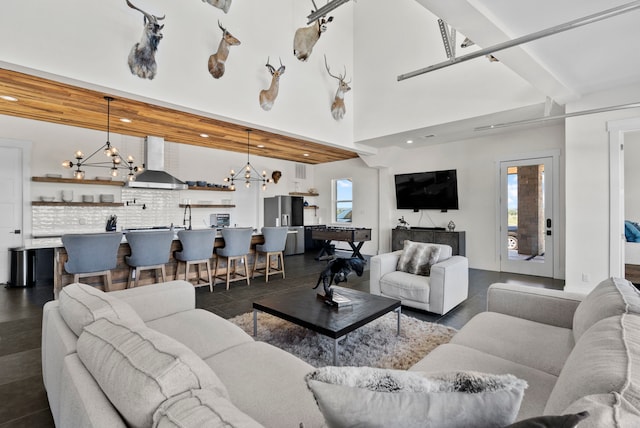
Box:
174;229;215;292
252;226;288;282
61;232;122;291
214;227;253;290
125;230;174;288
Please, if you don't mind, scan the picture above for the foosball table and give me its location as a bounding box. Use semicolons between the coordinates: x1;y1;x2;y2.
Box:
311;226;372;260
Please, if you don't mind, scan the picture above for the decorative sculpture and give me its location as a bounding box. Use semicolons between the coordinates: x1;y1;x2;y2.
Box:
208;21;241;79
313;257;365;301
202;0;232;14
259;57;285;111
126;0;165;80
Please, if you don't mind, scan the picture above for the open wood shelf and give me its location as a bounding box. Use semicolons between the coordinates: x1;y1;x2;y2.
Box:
187;186;234;192
32;176;125;186
32;201;124;207
304;205;319;209
179;204;235;208
289;192;319;196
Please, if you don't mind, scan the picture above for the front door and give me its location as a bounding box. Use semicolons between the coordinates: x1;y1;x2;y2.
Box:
500;157;554;277
0;145;25;284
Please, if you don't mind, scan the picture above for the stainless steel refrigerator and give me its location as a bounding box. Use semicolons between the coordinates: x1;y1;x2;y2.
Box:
264;196;305;255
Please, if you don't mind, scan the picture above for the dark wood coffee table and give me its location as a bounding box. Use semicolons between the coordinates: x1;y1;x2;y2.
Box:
253;286;401;365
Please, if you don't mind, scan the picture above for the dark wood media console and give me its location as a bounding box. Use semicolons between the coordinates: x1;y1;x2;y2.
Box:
392;228;466;256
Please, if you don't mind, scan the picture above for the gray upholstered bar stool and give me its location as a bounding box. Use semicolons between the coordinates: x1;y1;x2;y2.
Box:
252;226;288;282
214;227;253;290
174;229;215;292
124;230;174;288
61;232;122;292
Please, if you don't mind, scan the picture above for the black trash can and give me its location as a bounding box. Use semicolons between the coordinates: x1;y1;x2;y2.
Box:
8;248;33;287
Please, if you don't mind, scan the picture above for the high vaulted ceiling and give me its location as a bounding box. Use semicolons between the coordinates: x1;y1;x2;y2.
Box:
359;0;640;148
0;68;359;165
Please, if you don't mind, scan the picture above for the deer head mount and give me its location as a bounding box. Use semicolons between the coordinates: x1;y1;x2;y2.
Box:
126;0;165;80
324;55;351;121
293;2;333;62
208;21;241;79
202;0;232;14
259;57;285;111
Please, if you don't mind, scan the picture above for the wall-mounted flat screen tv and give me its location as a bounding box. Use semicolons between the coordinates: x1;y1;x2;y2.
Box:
394;169;459;212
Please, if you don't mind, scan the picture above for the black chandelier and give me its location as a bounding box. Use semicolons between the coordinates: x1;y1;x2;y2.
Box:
62;96;143;181
223;129;271;190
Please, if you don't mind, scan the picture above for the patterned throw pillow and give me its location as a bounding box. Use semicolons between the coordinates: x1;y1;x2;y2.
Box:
396;240;441;276
306;367;527;428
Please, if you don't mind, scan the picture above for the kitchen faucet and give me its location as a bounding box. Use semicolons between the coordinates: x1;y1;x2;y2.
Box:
183;204;192;230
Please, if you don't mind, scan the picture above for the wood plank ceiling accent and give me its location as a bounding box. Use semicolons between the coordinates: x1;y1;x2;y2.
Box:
0;68;359;165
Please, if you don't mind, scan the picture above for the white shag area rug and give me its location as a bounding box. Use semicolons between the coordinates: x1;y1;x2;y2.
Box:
229;311;457;369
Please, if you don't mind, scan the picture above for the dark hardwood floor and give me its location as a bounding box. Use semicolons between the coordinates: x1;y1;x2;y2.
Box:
0;250;564;427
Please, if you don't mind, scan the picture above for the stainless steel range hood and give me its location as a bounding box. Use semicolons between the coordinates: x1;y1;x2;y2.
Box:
126;136;187;190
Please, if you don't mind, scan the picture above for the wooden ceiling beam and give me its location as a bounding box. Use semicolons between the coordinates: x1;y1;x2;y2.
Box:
0;68;358;165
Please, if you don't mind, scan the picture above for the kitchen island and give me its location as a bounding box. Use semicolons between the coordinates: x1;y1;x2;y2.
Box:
25;230;267;297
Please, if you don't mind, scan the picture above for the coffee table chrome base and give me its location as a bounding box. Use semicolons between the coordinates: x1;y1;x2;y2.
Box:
254;306;402;365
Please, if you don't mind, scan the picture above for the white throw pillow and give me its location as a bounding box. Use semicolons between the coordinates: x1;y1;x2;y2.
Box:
59;282;144;336
77;317;229;428
306;367;527;428
153;389;264;428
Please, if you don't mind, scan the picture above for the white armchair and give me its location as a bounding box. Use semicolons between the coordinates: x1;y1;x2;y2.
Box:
370;243;469;315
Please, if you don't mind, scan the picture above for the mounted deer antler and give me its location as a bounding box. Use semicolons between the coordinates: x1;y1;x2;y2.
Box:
293;2;333;62
324;55;351;121
202;0;232;14
126;0;165;80
208;21;241;79
259;58;286;111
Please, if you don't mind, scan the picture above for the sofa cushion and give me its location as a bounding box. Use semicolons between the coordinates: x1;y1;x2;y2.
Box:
153;389;264;428
59;282;144;336
306;366;527;428
410;343;558;421
204;341;325;428
561;393;640;428
573;277;640;341
544;314;640;417
380;270;431;303
77;317;229;428
397;240;441;276
625;221;640;242
450;312;574;376
147;309;253;360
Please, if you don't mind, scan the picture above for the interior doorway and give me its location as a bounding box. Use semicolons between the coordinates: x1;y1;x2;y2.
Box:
609;118;640;279
499;157;555;277
0;143;26;284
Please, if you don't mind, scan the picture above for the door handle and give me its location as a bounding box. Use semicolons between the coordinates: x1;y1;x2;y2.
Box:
546;219;552;228
9;229;21;234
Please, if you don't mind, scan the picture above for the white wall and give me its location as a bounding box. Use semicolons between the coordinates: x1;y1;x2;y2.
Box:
564;83;640;293
0;0;354;148
352;0;546;142
313;158;380;256
356;125;564;270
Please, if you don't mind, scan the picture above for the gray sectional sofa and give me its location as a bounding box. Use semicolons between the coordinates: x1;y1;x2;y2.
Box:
42;277;640;427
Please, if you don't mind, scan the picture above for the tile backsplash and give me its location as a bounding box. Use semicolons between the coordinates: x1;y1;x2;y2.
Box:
32;189;186;236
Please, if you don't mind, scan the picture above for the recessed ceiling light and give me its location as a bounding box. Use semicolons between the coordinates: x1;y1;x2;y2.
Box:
303;153;310;157
119;118;132;123
200;133;209;138
406;139;413;144
257;144;265;148
0;95;18;102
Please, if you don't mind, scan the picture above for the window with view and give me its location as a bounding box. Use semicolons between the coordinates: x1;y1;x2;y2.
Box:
335;178;352;223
